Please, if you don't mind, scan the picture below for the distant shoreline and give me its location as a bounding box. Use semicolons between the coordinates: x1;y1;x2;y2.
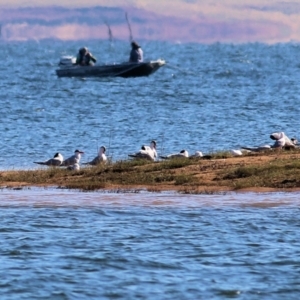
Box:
1;5;300;43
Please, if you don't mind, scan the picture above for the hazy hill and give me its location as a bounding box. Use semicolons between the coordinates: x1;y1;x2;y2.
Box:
0;5;299;43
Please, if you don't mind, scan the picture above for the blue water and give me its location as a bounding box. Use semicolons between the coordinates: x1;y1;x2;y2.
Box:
0;189;300;299
0;40;300;168
1;39;300;299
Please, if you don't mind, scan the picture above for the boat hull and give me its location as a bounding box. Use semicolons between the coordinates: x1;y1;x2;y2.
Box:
56;60;165;78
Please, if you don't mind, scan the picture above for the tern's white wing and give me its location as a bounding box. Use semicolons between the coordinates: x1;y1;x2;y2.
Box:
160;150;189;159
83;146;107;166
189;151;203;158
241;145;272;152
61;155;78;166
129;150;154;161
231;149;243;156
129;141;157;161
270;132;296;149
83;154;107;165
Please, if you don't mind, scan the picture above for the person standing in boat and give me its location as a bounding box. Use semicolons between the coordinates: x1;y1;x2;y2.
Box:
129;41;143;63
76;47;97;66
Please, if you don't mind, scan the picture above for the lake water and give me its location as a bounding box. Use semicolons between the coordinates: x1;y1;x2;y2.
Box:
0;188;300;299
1;39;300;299
0;40;300;168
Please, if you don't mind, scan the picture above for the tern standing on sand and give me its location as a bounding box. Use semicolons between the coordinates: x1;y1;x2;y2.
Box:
128;140;157;161
83;146;107;165
61;149;84;167
270;132;297;149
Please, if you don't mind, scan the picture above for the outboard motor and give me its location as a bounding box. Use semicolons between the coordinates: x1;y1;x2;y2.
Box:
58;56;76;68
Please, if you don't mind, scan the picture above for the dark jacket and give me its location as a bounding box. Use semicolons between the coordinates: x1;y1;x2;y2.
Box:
76;50;97;66
129;42;143;63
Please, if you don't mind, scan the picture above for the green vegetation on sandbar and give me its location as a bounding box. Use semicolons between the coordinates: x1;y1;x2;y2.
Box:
1;150;300;193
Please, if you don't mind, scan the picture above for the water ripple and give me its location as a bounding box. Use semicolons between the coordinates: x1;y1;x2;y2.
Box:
0;189;299;298
1;39;300;298
1;41;300;169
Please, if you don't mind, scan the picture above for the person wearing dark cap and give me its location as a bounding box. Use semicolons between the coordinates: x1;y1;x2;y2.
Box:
75;47;97;66
129;41;143;63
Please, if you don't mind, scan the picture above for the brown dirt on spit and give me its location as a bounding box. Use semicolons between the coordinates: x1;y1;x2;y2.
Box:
1;150;300;193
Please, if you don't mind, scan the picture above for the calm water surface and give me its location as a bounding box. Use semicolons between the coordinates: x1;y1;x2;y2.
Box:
1;189;300;299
